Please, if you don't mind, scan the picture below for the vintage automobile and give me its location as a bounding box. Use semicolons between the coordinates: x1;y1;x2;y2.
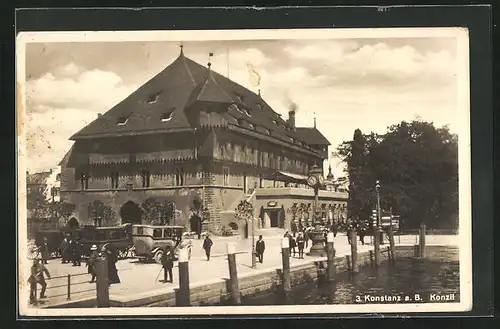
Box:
132;225;184;263
78;223;134;259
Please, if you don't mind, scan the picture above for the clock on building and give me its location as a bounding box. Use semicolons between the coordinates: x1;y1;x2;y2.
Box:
307;174;318;187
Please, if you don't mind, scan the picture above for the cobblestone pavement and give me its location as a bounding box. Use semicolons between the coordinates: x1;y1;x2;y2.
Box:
26;233;458;308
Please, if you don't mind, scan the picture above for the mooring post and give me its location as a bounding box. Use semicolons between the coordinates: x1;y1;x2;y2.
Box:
67;274;71;300
177;247;190;306
369;250;374;268
95;257;110;308
387;228;396;265
419;222;426;258
227;243;241;305
350;230;359;273
374;227;381;267
326;232;336;281
281;237;291;294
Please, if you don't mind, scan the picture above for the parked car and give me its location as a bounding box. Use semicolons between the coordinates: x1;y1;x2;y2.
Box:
132;225;184;263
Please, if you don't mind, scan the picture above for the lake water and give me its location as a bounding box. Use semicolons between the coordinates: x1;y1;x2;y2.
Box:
224;248;460;305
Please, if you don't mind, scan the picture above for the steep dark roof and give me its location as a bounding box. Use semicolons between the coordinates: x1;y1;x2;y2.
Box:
58;144;74;166
70;51;330;152
294;127;331;146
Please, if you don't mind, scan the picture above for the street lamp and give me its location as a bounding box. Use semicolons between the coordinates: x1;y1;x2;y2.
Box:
306;164;327;256
373;180;382;266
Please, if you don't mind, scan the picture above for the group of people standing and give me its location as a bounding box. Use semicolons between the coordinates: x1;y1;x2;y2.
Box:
59;235;84;266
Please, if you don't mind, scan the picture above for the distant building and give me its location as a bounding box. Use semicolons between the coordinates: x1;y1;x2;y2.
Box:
26;168;61;204
59;47;348;234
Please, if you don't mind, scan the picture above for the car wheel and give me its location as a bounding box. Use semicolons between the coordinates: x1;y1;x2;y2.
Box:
154;250;164;264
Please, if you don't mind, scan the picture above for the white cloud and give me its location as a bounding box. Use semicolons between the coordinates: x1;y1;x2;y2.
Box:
26;65;137;112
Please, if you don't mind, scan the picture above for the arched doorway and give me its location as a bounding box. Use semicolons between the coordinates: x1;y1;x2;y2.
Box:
67;217;79;229
189;214;202;236
120;201;142;225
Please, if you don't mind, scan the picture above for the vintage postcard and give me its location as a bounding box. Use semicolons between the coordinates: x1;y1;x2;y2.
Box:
17;27;471;317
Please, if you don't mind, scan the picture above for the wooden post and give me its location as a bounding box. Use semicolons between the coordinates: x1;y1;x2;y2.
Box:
369;250;374;268
281;237;291;294
227;243;241;305
414;244;419;257
326;232;336;281
67;274;71;300
419;222;426;258
177;247;190;306
346;255;351;272
95;257;109;308
374;227;381;267
387;228;396;265
350;230;358;273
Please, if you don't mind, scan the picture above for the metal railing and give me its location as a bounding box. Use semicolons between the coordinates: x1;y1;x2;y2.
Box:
32;271;94;304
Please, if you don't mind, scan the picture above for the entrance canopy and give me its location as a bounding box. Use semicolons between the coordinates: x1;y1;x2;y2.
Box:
266;170;308;184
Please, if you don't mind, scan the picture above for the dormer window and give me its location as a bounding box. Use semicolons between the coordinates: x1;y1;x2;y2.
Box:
161;111;173;122
117;116;129;126
266;129;271;136
147;92;160;104
248;123;255;130
272;120;277;125
229;103;244;115
244;108;252;117
256;103;262;110
234;93;245;103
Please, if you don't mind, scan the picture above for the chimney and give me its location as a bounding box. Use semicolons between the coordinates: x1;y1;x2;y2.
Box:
98;113;102;118
288;110;296;129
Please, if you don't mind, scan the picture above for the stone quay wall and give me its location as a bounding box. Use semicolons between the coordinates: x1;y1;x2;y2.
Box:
46;245;457;308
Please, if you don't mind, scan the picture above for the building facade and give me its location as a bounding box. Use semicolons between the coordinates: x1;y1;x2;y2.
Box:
59;48;347;234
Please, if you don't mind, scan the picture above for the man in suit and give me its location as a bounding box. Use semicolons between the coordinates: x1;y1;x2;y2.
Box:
161;245;175;283
255;235;265;263
28;259;51;304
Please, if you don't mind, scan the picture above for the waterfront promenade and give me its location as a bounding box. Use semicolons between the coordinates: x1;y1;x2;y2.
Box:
30;233;458;308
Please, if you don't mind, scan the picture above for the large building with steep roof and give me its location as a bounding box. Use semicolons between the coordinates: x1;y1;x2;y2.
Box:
60;47;347;234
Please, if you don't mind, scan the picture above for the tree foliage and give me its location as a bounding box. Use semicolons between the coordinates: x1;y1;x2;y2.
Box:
336;120;459;230
89;200;116;226
235;200;254;222
141;197;175;225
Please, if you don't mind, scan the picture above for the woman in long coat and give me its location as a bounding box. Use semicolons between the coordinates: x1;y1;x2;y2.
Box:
103;244;120;284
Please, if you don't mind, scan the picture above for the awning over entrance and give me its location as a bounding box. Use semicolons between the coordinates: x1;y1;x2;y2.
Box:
266;170;308;184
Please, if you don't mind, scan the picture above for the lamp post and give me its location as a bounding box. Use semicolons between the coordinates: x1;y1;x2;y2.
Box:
306;164;327;256
374;180;381;266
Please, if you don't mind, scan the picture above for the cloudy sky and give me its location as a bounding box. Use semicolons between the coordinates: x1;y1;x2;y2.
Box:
23;34;461;178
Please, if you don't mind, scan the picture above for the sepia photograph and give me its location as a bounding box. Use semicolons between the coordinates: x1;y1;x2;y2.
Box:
17;27;471;316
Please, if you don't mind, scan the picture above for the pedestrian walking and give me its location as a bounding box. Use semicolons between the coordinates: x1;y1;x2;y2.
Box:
28;259;51;305
304;228;310;249
41;237;49;264
202;235;213;261
86;245;98;283
73;239;82;266
255;235;265;263
104;244;120;285
288;233;296;257
161;245;175;283
296;232;305;259
60;236;69;264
